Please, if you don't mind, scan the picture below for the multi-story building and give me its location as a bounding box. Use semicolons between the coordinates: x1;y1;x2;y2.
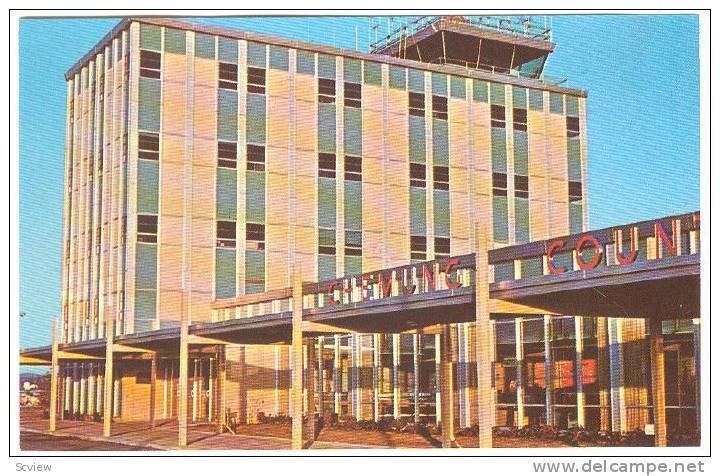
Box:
47;16;698;444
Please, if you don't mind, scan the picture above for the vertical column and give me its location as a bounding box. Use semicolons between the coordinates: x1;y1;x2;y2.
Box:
575;317;585;428
290;273;304;449
79;363;87;416
178;304;189;446
191;358;198;422
150;352;157;427
72;363;80;416
649;319;667;447
317;336;325;416
334;337;341;415
208;357;214;423
96;364;103;417
102;316;114;437
49;320;59;432
373;334;380;422
163;361;169;420
87;363;96;417
596;318;611;432
218;351;227;432
439;324;455;447
515;319;525;427
413;333;421;423
693;319;701;440
544;316;554;426
392;333;401;419
475;235;493;448
306;337;317;445
435;333;442;425
608;318;627;433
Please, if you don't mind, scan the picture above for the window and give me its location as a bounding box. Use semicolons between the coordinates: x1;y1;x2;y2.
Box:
247;67;266;94
246;223;265;250
137;214;157;243
491;104;506;128
216;220;236;248
410;162;426;188
319;153;336;178
409;92;425;117
493;172;507;196
140;50;161;79
411;235;427;261
435;237;450;257
513;108;527;131
138;132;159;161
319;78;336;103
247;144;265;171
569;181;583;202
344;155;361;181
432;95;447;120
433;165;449;190
318;228;336;255
345;230;362;256
218;141;237;168
567;116;580;137
219;62;238;90
344;82;361;108
515;175;529;198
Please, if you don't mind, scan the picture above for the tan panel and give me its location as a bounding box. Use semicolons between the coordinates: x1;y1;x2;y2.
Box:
162;84;188;136
528;132;547;179
267;69;291;98
193;57;215;87
193;85;216;140
548;133;568;182
452;237;470;254
159;160;184;217
363;230;383;259
295;226;316;257
161;134;186;164
364;84;382;112
363;108;383;159
363;154;383;186
387;184;409;228
157;290;183;324
385;159;408;189
548;198;569;237
449;97;466;123
295;75;316;103
191;164;215;220
527;110;547;136
548;113;566;139
295;101;316;152
449;166;469;195
191;246;213;293
450;190;470;240
386;113;408;161
190;291;213;322
266;250;289;289
267;145;290;176
471;105;491;172
294;252;316;280
362;182;384;233
267;96;291;149
449;120;469;169
163;53;187;83
267;223;290;253
387;89;407;116
158;243;183;291
529;174;549;206
190;217;214;250
386;231;408;268
159;215;183;247
295;174;316;228
529;198;549;240
267;172;289;226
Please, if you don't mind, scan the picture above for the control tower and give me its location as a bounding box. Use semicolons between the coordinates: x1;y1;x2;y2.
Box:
370;16;554;79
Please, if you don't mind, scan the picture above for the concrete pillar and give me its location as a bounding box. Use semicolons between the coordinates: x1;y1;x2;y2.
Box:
49;320;59;432
178;305;190;447
150;353;157;427
317;336;325;416
475;240;493;448
163;362;169;420
544;316;554;426
102;316;115;437
79;363;87;415
649;319;667;447
439;324;455;447
608;318;627;433
72;363;80;416
693;320;701;439
96;366;103;416
306;337;317;444
373;334;380;422
290;273;304;449
596;318;611;432
191;358;198;422
113;371;121;418
413;333;421;423
87;363;96;416
218;351;227;432
208;356;215;423
575;317;585;428
515;318;525;428
238;348;247;424
435;333;442;425
64;364;72;416
333;337;341;415
392;333;401;419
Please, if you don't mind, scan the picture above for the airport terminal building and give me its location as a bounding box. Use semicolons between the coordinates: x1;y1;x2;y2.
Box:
21;16;701;448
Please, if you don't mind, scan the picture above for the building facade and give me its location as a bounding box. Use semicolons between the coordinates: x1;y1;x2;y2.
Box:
56;17;698;439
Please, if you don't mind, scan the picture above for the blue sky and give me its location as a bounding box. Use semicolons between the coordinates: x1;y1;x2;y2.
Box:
18;15;700;349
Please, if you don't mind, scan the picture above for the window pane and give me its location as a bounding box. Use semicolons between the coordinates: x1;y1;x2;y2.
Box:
408;70;424;93
410;187;427;235
549;92;564;114
297;50;315;75
247;42;267;68
195;33;215;59
409;115;426;163
344;107;362;156
490;83;505;105
138;77;161;132
137;159;159;214
433;189;450;237
431;73;447;96
450;76;466;99
246;93;266;144
215;248;236;299
529;89;544;111
135;242;158;289
318;103;336;153
389;66;406;89
343;59;361;83
491;127;507;173
473;79;488;102
269;46;289;71
432;119;449;166
318;54;336;79
216;167;237;221
218;89;238;141
218;37;238;63
363;62;381;85
493;194;509;243
318;177;337;229
515;197;530;243
140;24;162;51
344;180;362;230
318;254;336;280
246;170;265;222
512;86;527;109
513;130;528;176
